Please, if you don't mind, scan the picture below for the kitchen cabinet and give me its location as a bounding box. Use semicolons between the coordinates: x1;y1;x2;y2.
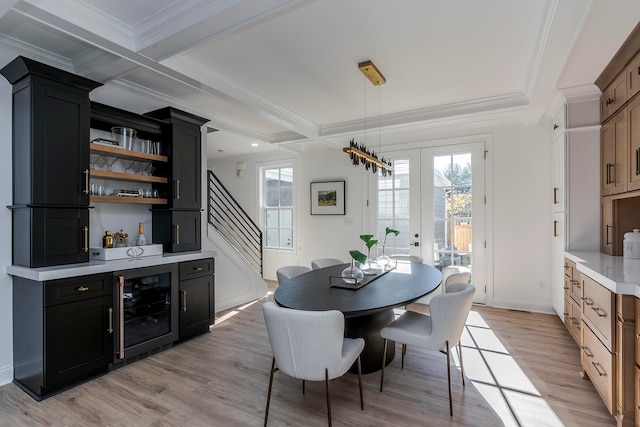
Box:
600;71;628;123
627;95;640;191
601;109;628;196
178;258;215;341
0;56;102;268
144;107;208;210
144;107;208;253
152;210;202;253
13;273;114;400
578;270;635;425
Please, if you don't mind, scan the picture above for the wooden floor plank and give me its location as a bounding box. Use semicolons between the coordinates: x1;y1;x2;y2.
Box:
0;289;615;426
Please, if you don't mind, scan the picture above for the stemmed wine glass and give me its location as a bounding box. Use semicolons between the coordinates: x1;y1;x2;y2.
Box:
90;153;101;169
102;156;117;172
118;159;134;174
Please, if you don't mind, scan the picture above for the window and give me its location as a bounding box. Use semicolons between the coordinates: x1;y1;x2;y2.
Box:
377;159;411;255
262;166;294;249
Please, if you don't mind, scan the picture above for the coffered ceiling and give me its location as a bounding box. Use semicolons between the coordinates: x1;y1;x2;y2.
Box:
0;0;639;159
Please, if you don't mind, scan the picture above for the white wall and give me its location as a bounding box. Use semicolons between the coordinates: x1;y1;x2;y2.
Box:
210;123;557;313
0;76;13;384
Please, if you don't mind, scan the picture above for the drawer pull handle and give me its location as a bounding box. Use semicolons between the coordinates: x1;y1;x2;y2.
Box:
636;334;640;340
563;286;569;290
194;266;203;271
107;307;113;334
77;286;89;292
580;346;593;357
591;361;606;377
581;297;593;306
591;306;606;317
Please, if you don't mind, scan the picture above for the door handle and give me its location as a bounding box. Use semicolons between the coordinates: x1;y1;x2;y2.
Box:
412;242;420;247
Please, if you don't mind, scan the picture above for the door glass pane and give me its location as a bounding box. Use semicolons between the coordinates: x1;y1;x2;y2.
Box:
377;159;411;255
433;153;472;272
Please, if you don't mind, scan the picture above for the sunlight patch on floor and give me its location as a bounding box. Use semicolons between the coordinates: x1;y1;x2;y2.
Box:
463;310;564;427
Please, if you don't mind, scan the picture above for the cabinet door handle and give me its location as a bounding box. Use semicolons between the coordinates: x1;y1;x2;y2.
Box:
553;123;559;130
580;345;593;357
591;361;606;377
175;224;180;244
606;225;613;245
182;290;187;312
553;220;559;237
82;226;89;252
553;187;558;204
83;169;90;195
174;180;180;200
77;286;89;292
581;297;593;306
636;148;640;176
107;307;113;334
117;275;125;359
591;306;606;317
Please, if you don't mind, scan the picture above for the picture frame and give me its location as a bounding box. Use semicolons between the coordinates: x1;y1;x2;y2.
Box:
310;180;345;215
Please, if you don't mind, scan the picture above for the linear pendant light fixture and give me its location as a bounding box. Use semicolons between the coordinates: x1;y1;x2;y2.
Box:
343;60;393;176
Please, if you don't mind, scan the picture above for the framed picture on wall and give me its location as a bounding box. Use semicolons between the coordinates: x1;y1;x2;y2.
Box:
310;180;345;215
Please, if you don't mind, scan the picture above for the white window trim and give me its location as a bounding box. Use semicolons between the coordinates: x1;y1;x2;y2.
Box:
257;158;297;253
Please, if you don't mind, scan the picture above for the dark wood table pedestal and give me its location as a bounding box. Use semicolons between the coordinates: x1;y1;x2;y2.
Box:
345;309;395;374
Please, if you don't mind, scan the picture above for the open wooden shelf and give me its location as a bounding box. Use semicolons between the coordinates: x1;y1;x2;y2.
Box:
90;195;167;205
90;169;168;184
90;143;168;163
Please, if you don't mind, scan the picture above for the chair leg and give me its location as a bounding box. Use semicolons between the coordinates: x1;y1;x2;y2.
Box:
445;340;453;417
401;343;407;369
264;358;277;427
357;356;364;410
457;340;465;386
380;339;388;392
325;368;332;427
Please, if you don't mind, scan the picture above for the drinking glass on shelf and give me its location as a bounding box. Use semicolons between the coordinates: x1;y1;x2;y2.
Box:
94;156;106;170
102;156;117;171
143;163;156;176
90;153;101;169
119;159;134;174
130;161;145;175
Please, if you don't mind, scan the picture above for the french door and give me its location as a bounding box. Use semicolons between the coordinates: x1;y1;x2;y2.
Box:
372;141;486;304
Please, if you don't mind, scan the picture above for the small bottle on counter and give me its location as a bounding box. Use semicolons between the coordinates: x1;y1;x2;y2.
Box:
102;230;114;248
135;222;147;246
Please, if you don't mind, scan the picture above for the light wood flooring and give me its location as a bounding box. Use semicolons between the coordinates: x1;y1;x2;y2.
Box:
0;284;615;426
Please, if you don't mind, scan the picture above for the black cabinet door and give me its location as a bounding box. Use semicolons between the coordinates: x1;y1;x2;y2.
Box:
179;274;214;340
171;121;201;210
44;295;113;391
13;207;89;268
11;76;91;206
152;210;201;253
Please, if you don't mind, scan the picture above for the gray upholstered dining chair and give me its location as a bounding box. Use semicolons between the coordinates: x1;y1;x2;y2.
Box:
406;265;471;312
262;301;365;426
311;258;344;270
276;265;311;285
379;283;475;416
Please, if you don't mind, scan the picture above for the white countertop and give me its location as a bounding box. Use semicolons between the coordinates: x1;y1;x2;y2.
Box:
565;251;640;296
6;250;217;282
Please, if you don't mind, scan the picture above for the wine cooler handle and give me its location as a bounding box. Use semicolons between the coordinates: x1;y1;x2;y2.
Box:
117;275;125;359
107;307;113;334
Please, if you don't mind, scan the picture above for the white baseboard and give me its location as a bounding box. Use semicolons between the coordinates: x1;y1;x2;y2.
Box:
490;298;556;315
0;364;12;387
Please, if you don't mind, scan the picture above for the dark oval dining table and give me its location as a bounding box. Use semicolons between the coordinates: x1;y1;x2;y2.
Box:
274;261;442;374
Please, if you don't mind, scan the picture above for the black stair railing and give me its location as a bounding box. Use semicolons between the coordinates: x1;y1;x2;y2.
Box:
208;170;263;276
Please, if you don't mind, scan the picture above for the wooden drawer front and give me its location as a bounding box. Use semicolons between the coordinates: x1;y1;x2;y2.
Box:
179;258;214;281
581;322;615;415
564;258;576;280
563;274;571;299
570;269;582;306
569;296;582;344
636;365;640;423
563;297;571;330
636;298;640;367
582;274;615;351
45;273;113;307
